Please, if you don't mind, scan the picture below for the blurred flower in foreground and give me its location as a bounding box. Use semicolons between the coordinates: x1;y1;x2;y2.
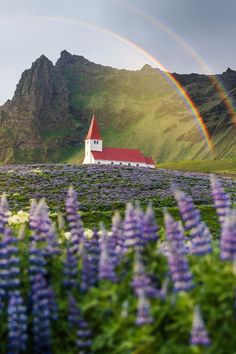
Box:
135;289;153;326
190;305;211;346
210;174;231;227
220;209;236;260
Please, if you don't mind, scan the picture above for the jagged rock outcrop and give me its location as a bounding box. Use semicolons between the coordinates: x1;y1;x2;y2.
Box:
0;55;74;162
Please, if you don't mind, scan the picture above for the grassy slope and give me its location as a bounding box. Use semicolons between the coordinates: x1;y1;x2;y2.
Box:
58;60;236;164
157;159;236;175
61;65;218;164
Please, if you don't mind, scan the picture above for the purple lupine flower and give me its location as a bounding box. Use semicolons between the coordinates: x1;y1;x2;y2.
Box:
191;222;212;255
135;289;153;326
76;319;93;353
132;252;158;298
142;205;158;243
99;224;117;282
30;200;50;243
31;200;60;257
48;286;58;321
80;237;92;292
65;187;84;255
68;292;80;327
123;203;138;250
67;293;93;352
0;228;22;309
29;241;47;285
87;228;100;287
174;189;202;233
31;274;51;353
111;212;124;259
220;209;236;260
190;305;211;346
164;212;187;255
63;248;78;289
165;216;193;292
174;189;211;255
46;223;60;256
135;214;146;250
210;174;231;227
167;249;193;292
0;193;9;234
29;199;38;231
7;290;27;353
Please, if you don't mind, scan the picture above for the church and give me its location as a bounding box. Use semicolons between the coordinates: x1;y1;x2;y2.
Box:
83;114;155;168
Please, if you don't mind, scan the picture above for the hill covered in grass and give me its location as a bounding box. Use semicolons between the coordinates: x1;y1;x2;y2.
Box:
0;51;235;164
158;159;236;175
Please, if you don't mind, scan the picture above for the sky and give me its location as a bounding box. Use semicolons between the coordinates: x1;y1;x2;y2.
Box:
0;0;235;104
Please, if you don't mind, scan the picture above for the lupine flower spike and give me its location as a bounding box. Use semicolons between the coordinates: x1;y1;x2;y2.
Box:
65;186;85;255
190;305;211;346
164;211;187;255
0;193;9;234
165;212;193;292
7;290;28;353
142;205;158;243
31;274;51;353
174;189;212;255
111;211;124;263
135;289;153;326
77;319;93;353
132;252;158;298
220;209;236;260
99;223;117;282
123;203;138;250
210;174;231;227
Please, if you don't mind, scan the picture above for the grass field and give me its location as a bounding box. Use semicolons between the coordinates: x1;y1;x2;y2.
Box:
157;159;236;176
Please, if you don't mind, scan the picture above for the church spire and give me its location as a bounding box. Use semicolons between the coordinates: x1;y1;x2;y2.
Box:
85;114;102;140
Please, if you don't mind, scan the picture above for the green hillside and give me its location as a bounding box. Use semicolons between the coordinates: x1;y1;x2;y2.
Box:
0;51;235;164
157;159;236;175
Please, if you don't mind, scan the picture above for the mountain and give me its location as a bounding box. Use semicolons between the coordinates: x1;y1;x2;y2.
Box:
0;50;235;164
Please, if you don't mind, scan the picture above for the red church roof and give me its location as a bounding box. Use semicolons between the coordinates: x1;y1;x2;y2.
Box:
85;114;102;140
144;156;155;165
92;147;154;164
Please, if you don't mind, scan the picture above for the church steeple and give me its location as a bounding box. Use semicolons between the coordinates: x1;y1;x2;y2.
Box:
83;114;103;164
85;114;102;140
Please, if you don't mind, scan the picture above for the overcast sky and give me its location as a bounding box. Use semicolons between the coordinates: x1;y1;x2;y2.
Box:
0;0;235;104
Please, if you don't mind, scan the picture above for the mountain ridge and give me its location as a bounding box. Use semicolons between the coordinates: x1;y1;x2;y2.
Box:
0;50;235;164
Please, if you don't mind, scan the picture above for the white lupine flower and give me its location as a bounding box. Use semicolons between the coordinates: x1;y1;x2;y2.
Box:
64;231;71;240
8;210;29;225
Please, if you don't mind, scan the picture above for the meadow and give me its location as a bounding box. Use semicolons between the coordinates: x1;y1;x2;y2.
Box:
0;164;235;353
158;159;236;176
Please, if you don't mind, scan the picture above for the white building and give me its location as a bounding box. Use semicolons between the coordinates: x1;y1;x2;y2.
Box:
83;114;155;168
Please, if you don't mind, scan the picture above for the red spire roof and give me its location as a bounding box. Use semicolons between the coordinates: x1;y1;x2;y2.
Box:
85;114;102;140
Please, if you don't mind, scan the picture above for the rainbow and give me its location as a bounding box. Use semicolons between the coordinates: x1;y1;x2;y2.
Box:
29;15;214;153
112;0;236;127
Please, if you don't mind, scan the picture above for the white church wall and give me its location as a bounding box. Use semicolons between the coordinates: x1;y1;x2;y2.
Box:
94;159;152;168
87;139;103;152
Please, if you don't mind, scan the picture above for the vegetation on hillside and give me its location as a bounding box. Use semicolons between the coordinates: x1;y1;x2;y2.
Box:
157;159;236;175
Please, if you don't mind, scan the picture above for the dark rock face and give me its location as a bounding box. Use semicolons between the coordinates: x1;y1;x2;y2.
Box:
0;55;74;162
0;50;235;163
